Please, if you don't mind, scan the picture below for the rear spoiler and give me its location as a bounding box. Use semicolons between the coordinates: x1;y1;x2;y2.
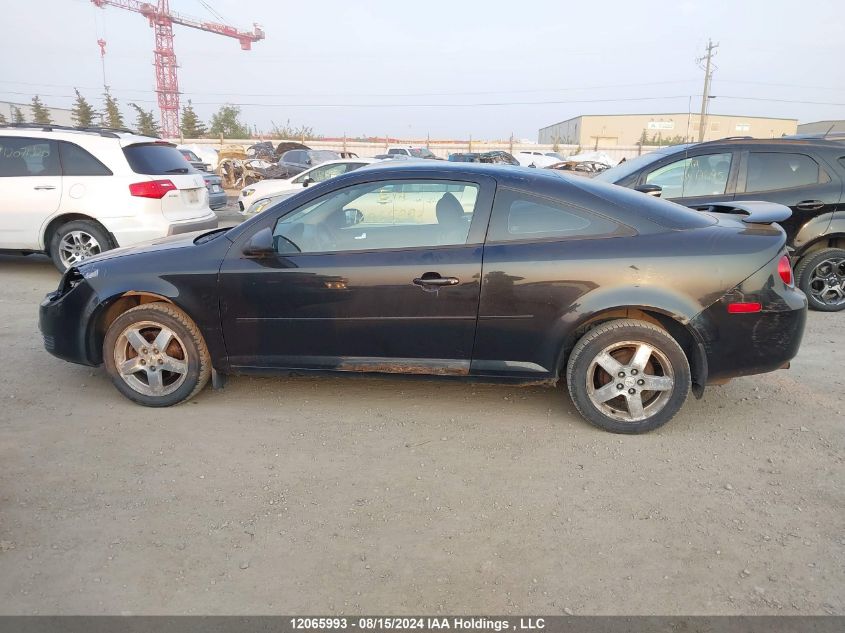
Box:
697;201;792;224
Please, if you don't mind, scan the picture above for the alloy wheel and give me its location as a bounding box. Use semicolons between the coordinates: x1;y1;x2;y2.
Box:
58;230;102;268
585;340;675;423
808;256;845;307
113;320;189;397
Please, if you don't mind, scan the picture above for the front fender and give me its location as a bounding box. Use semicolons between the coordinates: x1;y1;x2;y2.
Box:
77;246;228;367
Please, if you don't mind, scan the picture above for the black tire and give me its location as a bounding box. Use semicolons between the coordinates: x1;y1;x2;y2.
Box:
566;319;691;434
794;247;845;312
103;302;211;407
49;219;114;272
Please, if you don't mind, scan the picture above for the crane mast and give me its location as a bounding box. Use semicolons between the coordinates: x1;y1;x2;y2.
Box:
91;0;264;138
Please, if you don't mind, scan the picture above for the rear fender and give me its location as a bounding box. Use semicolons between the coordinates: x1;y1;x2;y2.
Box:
793;211;837;254
550;284;707;380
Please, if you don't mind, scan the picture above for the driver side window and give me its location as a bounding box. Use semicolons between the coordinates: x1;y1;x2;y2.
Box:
272;179;479;254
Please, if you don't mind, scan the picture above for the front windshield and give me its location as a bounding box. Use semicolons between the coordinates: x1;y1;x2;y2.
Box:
593;146;690;183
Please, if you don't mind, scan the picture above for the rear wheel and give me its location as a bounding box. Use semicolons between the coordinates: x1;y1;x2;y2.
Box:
566;319;691;434
103;303;211;407
795;248;845;312
49;219;112;272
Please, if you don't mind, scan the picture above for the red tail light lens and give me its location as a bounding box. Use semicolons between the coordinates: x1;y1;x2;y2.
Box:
778;254;793;286
727;302;762;314
129;179;177;199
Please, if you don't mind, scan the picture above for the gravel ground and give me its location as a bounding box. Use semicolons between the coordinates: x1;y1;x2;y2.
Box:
0;245;842;615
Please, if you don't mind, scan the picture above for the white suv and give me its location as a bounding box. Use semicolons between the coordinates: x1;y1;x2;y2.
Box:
0;125;218;270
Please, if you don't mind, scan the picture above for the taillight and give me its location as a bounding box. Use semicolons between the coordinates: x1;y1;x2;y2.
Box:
727;302;762;314
778;254;793;286
129;179;177;199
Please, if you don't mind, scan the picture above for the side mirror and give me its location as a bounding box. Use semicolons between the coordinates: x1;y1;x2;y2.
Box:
302;176;314;187
635;184;663;197
242;227;275;258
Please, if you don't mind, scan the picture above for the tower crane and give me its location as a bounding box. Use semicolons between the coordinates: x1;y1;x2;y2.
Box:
91;1;264;138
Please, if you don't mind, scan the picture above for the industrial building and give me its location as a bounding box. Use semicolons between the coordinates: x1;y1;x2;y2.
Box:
797;120;845;135
0;100;74;126
538;113;798;147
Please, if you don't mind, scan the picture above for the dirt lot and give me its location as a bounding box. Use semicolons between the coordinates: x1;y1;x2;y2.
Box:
0;252;842;616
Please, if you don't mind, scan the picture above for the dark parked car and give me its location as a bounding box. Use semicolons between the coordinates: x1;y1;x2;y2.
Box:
178;148;210;172
176;148;226;209
40;163;806;434
594;136;845;311
278;149;341;176
201;172;227;211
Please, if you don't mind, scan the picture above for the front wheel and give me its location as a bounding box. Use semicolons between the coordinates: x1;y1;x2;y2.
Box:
566;319;691;434
103;303;211;407
795;248;845;312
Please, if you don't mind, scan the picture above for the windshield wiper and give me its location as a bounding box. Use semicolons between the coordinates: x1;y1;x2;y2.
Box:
165;167;189;174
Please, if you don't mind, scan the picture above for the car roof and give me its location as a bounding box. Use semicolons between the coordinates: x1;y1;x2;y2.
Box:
671;137;845;151
331;159;567;185
0;124;162;147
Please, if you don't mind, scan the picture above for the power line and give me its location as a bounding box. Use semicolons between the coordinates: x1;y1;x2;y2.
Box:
0;78;699;98
2;89;842;109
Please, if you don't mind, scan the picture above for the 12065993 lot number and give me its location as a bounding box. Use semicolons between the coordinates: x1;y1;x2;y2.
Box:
290;618;348;629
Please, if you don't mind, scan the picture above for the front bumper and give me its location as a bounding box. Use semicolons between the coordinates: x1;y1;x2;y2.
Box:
39;275;100;366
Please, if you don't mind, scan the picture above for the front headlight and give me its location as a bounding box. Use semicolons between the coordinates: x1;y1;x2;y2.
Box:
247;197;273;215
242;188;255;197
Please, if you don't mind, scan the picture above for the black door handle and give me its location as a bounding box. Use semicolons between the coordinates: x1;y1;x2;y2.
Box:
796;200;824;211
413;275;459;287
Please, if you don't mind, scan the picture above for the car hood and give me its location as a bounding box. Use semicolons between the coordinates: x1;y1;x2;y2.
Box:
77;230;222;267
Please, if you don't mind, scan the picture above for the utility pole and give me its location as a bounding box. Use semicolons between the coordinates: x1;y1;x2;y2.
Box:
697;39;718;142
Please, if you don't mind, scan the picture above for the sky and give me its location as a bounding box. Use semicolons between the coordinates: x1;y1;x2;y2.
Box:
1;0;843;140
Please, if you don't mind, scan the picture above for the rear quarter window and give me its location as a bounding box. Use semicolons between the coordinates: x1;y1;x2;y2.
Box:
123;143;192;175
488;187;631;242
59;142;112;176
568;176;716;230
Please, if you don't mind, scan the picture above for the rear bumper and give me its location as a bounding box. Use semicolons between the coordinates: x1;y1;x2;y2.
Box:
691;288;807;383
208;190;228;210
106;211;218;246
167;214;218;236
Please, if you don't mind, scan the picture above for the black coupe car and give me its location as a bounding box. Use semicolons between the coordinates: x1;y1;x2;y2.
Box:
40;163;806;433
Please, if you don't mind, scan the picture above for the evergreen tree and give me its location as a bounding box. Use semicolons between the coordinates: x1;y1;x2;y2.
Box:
71;89;96;127
102;88;125;129
11;106;24;123
180;100;207;138
129;103;161;137
30;95;52;124
0;112;6;125
209;104;250;138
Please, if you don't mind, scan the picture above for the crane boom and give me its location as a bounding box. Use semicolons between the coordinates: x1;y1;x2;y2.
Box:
91;0;264;137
